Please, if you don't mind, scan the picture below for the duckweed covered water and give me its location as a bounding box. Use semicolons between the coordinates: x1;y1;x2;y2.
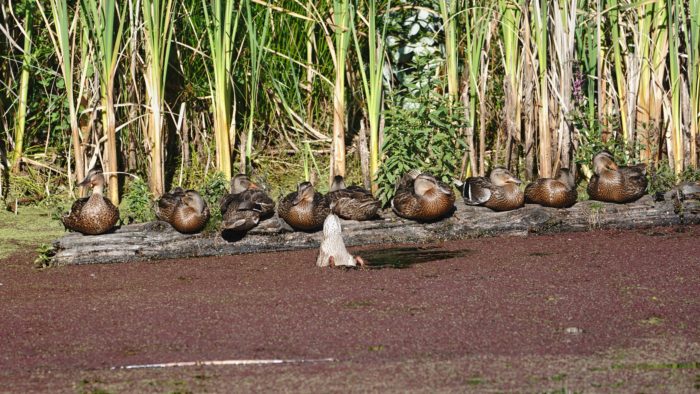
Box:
357;246;472;269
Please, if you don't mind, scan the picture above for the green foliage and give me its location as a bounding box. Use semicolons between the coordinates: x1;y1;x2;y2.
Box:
647;162;676;196
376;84;466;205
198;171;228;231
34;243;55;268
119;178;155;224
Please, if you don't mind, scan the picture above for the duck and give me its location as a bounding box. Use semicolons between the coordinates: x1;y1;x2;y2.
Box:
326;175;381;221
316;214;366;268
391;170;455;221
219;174;275;232
156;187;210;233
524;168;578;208
587;151;647;203
458;167;524;211
277;181;330;231
62;168;119;235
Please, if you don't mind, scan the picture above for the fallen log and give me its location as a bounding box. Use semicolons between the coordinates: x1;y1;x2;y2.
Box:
50;191;700;265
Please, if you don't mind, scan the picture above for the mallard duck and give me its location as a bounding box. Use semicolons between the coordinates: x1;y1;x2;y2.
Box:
524;168;577;208
587;151;647;203
316;214;366;268
459;167;524;211
219;174;275;232
391;170;455;221
326;175;381;221
277;181;330;231
62;168;119;235
156;187;210;234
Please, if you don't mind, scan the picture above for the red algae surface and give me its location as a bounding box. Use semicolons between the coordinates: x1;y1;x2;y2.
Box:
1;225;699;392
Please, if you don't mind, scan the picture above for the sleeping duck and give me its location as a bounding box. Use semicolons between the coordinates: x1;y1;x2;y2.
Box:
326;175;381;221
587;151;647;203
391;170;455;221
277;181;330;231
156;187;210;234
458;167;524;211
219;174;275;232
62;168;119;235
525;168;577;208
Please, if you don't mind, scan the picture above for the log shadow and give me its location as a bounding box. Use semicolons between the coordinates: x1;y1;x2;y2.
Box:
357;246;472;269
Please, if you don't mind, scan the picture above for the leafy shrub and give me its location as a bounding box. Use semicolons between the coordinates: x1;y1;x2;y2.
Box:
198;171;228;231
119;177;155;224
375;84;466;205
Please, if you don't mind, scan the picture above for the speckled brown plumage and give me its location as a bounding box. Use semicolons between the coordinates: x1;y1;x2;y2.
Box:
62;169;119;235
587;151;647;203
220;174;275;232
525;168;578;208
326;176;380;221
156;188;210;234
460;168;524;211
391;171;455;221
277;182;330;231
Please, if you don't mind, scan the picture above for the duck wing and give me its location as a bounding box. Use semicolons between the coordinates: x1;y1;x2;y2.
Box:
328;186;381;221
157;188;185;222
461;177;492;205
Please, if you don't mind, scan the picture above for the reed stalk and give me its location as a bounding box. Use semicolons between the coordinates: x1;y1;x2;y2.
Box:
330;0;352;181
532;0;551;177
9;5;32;174
667;0;682;174
242;0;271;173
499;0;521;175
80;0;126;204
352;0;387;192
689;0;700;168
202;0;241;180
36;0;86;196
142;0;175;196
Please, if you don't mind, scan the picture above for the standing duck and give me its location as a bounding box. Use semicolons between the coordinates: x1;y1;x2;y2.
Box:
62;168;119;235
219;174;275;232
391;170;455;221
458;167;524;211
156;187;210;234
587;151;647;203
326;175;381;221
525;168;578;208
277;182;330;231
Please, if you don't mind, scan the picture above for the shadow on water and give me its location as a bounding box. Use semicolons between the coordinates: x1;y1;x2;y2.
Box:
357;246;472;269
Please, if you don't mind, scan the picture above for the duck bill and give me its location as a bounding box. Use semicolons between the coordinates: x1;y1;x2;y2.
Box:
77;176;92;187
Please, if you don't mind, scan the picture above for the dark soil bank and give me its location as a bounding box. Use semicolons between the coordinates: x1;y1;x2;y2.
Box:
1;225;699;392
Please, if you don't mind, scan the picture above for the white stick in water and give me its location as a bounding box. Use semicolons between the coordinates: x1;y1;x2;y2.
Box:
316;214;366;268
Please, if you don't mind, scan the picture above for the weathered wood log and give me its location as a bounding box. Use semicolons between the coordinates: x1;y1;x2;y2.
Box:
50;191;700;265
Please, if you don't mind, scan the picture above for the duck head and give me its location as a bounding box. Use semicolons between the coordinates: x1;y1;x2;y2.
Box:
330;175;346;192
489;168;522;187
414;173;451;196
78;168;106;194
292;182;316;205
592;151;619;174
555;168;576;189
231;174;258;193
182;190;207;213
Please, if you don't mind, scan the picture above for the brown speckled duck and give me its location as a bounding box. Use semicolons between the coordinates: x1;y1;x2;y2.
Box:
277;182;330;231
525;168;577;208
391;170;455;221
459;167;524;211
326;175;381;221
587;151;647;203
156;187;210;233
62;168;119;235
219;174;275;232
